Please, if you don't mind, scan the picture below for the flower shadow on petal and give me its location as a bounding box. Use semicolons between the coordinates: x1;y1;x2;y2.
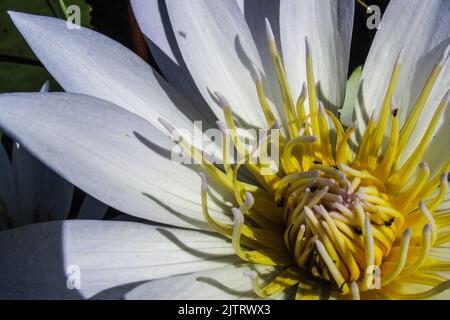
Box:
155;227;237;261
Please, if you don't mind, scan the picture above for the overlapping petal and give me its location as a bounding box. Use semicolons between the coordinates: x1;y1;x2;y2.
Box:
0;220;238;299
0;93;231;229
165;0;270;127
280;0;355;110
8;11;214;137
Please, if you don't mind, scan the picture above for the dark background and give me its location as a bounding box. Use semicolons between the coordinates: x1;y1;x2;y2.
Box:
0;0;390;219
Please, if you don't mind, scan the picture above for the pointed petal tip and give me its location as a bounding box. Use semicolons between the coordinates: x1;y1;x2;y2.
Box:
7;11;40;28
7;10;21;19
396;47;405;64
249;62;262;83
40;81;50;93
264;17;275;42
214;91;230;109
443;89;450;104
438;43;450;66
305;37;311;57
300;82;307;98
318;101;326;114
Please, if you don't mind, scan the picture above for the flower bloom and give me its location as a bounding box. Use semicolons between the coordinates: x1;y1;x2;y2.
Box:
0;0;448;299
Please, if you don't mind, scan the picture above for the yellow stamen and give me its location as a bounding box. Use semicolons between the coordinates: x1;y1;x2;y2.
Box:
381;228;412;286
388;91;448;188
404;224;431;275
265;19;298;139
244;268;300;298
351;282;361;300
419;202;437;245
397;47;450;156
315;239;350;294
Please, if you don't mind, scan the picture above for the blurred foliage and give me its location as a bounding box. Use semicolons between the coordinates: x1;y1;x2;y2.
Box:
0;0;92;93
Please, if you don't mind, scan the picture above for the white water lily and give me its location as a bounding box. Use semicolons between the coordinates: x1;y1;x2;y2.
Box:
0;0;449;299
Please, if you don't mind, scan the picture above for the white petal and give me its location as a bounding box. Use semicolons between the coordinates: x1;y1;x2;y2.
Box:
77;195;108;220
0;220;238;299
129;0;213;123
354;0;450;173
11;145;74;226
8;80;74;226
8;11;213;135
165;0;268;127
236;0;245;13
0;93;231;229
280;0;355;110
124;264;276;300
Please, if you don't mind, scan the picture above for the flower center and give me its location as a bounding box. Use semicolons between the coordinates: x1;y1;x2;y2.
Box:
278;164;399;285
158;18;450;299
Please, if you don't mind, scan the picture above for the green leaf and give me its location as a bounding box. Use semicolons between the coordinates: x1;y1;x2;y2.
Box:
339;65;363;128
0;0;92;93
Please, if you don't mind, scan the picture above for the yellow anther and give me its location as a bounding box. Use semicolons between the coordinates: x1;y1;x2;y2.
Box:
419;202;437;245
403;224;431;275
381;228;412;286
315;240;350;294
351;282;361;300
